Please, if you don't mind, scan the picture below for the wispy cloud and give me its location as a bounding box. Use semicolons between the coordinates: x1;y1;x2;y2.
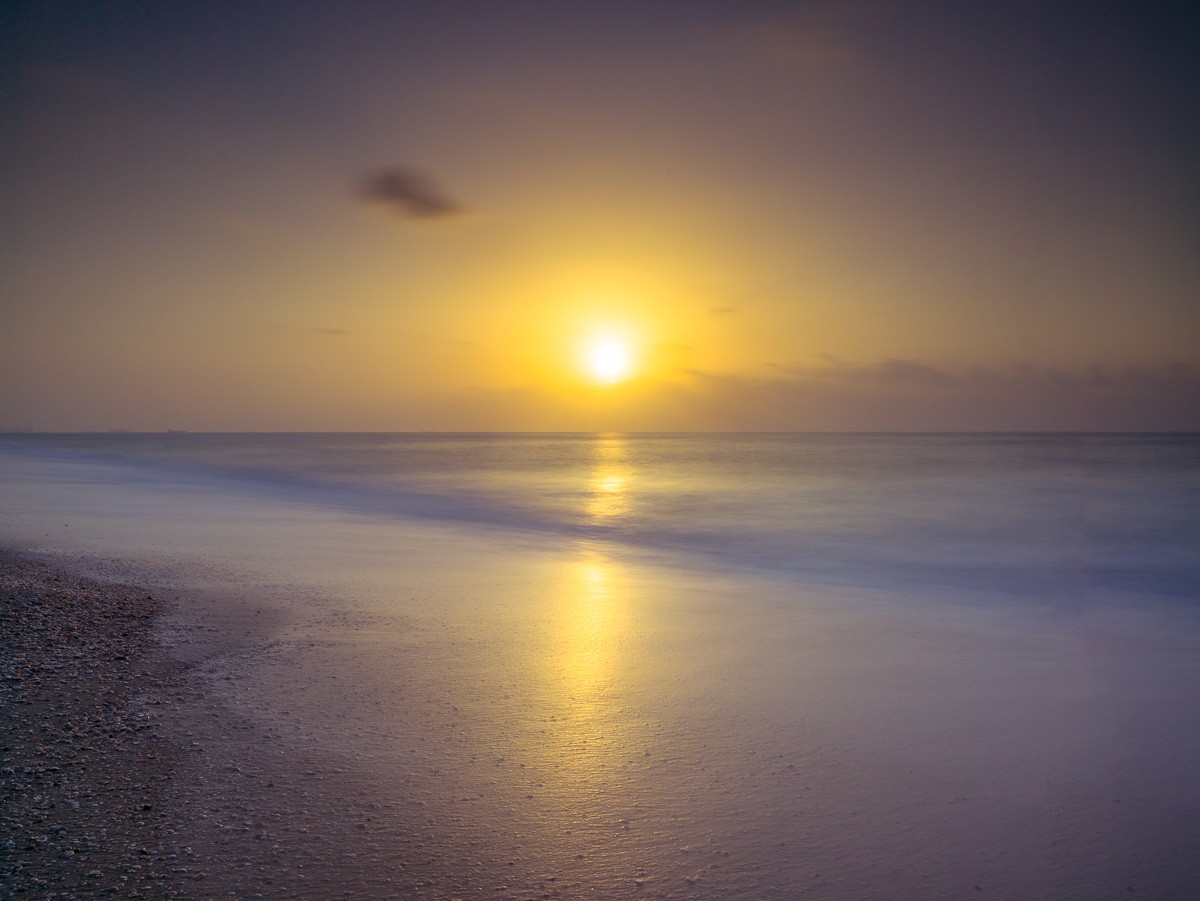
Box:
312;327;348;336
370;359;1200;432
797;356;957;387
358;166;464;221
679;359;1200;431
729;2;882;76
792;357;1200;397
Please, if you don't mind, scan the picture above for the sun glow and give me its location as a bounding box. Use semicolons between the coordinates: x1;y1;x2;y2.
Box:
583;335;634;384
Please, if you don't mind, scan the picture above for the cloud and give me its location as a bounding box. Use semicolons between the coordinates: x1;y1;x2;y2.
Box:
312;327;348;336
677;360;1200;431
319;356;1199;432
729;3;882;76
358;167;464;220
803;357;957;387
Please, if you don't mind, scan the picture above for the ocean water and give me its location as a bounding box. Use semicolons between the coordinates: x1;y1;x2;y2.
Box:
3;432;1200;898
3;431;1198;601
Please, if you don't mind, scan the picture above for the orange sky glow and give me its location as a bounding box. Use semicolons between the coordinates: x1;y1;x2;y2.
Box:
3;2;1198;431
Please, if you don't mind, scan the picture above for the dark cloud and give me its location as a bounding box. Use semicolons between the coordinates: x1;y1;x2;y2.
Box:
800;358;1200;398
849;358;957;387
362;359;1200;431
358;167;463;220
312;327;348;336
960;361;1200;399
788;356;956;387
679;360;1200;431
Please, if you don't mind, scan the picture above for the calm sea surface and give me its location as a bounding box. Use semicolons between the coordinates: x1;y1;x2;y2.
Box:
2;431;1198;603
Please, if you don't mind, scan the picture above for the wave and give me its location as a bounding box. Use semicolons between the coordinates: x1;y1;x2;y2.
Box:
3;433;1198;602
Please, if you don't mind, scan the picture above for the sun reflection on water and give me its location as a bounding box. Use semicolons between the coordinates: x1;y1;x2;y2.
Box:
558;554;625;712
521;437;642;824
585;434;632;522
522;549;629;838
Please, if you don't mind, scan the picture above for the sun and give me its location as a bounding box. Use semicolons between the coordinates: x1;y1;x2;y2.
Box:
582;334;633;384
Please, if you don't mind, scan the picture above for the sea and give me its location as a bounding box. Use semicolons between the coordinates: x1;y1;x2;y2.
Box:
2;432;1199;898
3;431;1198;601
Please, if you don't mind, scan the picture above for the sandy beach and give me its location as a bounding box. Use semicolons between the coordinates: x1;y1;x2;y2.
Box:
2;549;486;900
1;552;185;897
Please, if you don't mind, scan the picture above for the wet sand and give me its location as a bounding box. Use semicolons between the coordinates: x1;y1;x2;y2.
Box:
1;550;464;899
6;544;1200;900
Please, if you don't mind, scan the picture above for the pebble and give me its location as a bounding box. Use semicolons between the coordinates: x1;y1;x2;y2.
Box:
0;553;183;897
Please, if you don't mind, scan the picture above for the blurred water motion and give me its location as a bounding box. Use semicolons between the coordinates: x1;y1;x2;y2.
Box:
3;433;1200;897
585;434;632;522
4;432;1197;600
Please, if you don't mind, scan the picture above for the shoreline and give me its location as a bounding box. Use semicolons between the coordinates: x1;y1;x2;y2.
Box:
0;548;494;900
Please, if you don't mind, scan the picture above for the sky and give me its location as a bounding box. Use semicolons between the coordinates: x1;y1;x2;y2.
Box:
2;0;1198;431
